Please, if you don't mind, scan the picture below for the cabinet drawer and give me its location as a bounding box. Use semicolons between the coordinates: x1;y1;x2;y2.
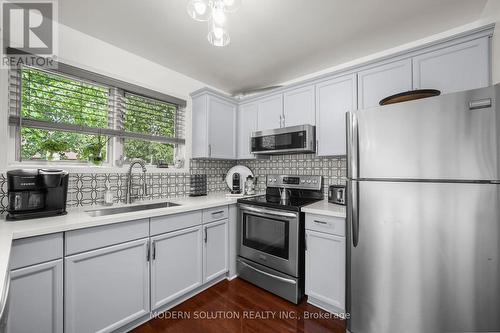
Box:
150;210;202;236
11;233;63;270
305;214;345;236
202;206;228;223
65;219;149;255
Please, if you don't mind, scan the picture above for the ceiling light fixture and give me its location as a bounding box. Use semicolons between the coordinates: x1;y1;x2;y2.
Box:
186;0;241;47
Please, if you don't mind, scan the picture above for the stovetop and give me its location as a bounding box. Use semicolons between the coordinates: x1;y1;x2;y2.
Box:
238;195;322;212
238;175;324;212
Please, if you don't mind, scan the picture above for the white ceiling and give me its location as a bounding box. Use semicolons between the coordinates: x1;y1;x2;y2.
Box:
59;0;488;95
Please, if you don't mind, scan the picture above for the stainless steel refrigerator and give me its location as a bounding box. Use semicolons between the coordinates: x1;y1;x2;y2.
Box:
346;84;500;333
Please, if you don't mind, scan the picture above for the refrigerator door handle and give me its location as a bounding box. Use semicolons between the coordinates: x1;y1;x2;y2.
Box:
346;111;359;179
349;180;360;247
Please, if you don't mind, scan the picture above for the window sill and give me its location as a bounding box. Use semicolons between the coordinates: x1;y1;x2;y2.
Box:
3;163;190;174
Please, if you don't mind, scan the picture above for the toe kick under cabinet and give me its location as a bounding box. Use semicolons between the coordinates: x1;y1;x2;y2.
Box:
305;213;346;314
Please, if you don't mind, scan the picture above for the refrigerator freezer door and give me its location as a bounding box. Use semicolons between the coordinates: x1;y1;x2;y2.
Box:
348;180;500;333
350;85;500;181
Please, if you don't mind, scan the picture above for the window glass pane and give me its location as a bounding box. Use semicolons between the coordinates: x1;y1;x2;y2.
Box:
19;67;110;163
124;139;173;165
124;94;176;137
21;68;109;127
21;128;108;163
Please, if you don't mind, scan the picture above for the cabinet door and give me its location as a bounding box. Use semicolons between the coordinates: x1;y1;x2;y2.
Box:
65;238;150;333
413;37;490;94
208;96;236;159
305;230;345;311
7;259;63;333
203;219;228;282
257;94;283;130
315;74;357;156
283;85;315;126
358;59;412;109
237;103;258;159
151;226;203;310
191;94;208;158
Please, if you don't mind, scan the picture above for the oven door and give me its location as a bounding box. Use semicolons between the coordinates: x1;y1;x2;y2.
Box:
238;204;300;276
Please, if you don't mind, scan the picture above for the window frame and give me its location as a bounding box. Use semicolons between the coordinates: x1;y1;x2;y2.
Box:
7;62;187;172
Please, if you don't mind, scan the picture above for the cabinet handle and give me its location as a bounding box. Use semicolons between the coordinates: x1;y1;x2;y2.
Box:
282;114;285;127
211;210;224;216
152;241;156;260
208;144;212;157
204;227;208;243
279;115;282;128
314;220;328;225
305;234;308;251
146;242;150;261
316;140;319;154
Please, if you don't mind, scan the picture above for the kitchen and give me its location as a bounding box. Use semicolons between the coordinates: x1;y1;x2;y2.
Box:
0;1;499;333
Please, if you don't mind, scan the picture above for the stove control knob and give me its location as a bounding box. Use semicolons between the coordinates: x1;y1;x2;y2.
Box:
301;180;306;183
313;180;318;184
306;180;312;184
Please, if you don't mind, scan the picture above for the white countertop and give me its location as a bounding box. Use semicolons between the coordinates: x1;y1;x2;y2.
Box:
0;192;257;315
302;199;346;218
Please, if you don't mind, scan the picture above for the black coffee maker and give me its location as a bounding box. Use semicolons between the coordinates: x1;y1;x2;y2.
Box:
6;169;69;221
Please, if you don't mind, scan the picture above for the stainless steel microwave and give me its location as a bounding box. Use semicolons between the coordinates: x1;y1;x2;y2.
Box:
250;125;316;155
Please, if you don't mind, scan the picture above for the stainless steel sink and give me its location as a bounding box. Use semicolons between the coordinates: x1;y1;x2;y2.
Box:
85;202;180;217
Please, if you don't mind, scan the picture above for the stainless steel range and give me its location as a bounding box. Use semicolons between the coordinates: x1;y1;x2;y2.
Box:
237;175;323;303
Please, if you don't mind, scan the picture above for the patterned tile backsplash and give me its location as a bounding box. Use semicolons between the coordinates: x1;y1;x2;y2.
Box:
0;154;346;215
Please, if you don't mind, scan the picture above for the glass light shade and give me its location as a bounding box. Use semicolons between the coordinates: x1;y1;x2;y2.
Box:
207;21;230;47
222;0;241;13
186;0;210;21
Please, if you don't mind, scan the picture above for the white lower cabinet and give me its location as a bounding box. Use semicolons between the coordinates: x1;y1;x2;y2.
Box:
64;238;150;333
305;229;346;313
7;259;63;333
203;219;228;282
150;225;203;310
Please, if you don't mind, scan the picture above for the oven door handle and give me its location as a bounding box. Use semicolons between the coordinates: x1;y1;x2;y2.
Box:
238;260;297;285
239;205;298;219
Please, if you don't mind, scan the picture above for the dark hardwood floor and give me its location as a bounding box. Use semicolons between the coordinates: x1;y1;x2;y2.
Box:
132;278;346;333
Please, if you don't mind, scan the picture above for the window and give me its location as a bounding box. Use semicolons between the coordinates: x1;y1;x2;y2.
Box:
122;93;176;165
17;67;110;162
8;65;186;167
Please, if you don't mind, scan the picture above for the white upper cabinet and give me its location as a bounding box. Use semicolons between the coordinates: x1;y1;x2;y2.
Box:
208;96;237;159
237;102;258;159
412;37;490;94
315;74;357;156
358;59;413;109
191;94;208;158
257;94;283;130
191;92;237;159
283;85;316;127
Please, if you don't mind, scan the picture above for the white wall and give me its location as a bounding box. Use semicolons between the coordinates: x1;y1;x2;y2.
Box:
0;23;223;171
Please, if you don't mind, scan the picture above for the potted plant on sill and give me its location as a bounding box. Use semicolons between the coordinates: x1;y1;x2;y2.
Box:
40;139;69;161
82;134;110;166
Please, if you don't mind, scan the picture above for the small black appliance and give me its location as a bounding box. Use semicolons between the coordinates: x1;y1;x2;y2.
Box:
328;185;346;205
231;172;241;194
6;169;69;221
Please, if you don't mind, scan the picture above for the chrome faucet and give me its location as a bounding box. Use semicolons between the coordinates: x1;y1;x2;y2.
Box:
125;159;148;204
